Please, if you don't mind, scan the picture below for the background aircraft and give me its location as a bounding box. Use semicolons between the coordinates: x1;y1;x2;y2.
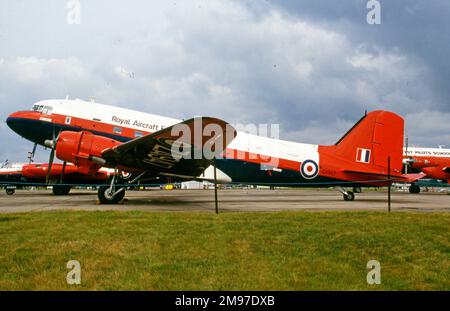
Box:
403;146;450;193
0;162;113;195
6;99;420;203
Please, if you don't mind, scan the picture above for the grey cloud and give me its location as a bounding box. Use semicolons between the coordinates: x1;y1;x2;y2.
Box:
0;0;448;162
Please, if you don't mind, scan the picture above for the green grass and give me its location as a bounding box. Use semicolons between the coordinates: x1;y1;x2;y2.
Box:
0;211;449;290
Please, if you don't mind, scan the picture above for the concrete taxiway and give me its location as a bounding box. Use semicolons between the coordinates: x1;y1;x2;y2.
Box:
0;189;448;213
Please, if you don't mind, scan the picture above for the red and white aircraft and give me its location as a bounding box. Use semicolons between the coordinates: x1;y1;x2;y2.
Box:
6;99;420;203
403;147;450;193
0;162;113;195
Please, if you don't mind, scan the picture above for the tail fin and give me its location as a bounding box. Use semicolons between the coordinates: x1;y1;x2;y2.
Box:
334;110;404;173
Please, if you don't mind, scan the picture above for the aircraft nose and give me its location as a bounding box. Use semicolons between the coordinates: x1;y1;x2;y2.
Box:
5;110;51;145
6;111;27;133
6;112;20;130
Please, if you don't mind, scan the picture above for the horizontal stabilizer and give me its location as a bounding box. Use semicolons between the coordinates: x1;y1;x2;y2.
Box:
342;169;425;183
398;173;427;183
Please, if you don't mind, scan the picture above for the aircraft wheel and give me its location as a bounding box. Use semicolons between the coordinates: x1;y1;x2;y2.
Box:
98;186;125;204
409;184;421;194
343;191;355;201
353;187;362;193
53;185;71;196
6;189;15;195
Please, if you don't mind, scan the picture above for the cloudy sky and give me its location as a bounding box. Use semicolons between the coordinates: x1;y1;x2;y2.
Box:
0;0;449;163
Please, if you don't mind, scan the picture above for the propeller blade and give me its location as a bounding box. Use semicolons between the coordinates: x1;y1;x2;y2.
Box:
45;131;60;185
46;149;55;184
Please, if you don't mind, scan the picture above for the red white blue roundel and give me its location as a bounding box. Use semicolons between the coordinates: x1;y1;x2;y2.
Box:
300;160;319;179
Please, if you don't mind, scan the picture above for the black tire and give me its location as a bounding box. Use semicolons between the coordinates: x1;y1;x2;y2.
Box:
409;184;421;194
6;189;15;195
98;186;125;204
353;187;362;193
52;185;71;196
343;191;355;201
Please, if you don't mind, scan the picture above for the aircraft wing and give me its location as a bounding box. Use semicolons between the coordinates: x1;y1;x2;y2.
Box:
101;117;236;179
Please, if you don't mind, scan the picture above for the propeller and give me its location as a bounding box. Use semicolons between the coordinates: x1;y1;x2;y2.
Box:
402;135;417;173
44;128;60;184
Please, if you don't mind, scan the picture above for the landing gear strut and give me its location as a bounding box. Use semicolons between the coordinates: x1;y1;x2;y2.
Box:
337;187;355;201
98;170;146;204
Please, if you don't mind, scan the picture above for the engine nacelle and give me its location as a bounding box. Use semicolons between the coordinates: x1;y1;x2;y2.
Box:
422;166;447;181
56;131;121;175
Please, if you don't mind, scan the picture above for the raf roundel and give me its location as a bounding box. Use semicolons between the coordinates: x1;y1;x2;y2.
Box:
300;159;319;179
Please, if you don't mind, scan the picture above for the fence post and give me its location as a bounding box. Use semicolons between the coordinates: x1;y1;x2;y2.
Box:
388;156;391;213
213;158;219;214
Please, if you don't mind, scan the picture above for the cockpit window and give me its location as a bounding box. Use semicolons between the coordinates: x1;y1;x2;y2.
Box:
32;105;53;115
32;105;44;112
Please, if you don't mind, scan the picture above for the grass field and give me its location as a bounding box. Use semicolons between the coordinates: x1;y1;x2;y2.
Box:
0;211;449;290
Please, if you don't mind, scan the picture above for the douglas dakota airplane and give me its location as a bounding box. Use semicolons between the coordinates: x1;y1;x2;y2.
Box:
403;146;450;193
6;99;422;204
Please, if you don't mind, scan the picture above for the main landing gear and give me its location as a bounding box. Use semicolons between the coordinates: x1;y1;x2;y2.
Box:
336;187;355;201
52;185;72;196
409;184;421;194
98;170;146;204
98;185;126;204
6;188;16;195
353;186;362;193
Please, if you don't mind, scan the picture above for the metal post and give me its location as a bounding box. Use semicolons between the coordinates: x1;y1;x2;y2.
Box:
388;156;391;213
213;158;219;214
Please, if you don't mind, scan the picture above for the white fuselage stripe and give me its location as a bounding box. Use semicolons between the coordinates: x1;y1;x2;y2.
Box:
38;99;319;165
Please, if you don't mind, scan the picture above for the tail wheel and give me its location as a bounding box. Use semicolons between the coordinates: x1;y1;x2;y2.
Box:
409;184;421;194
6;189;15;195
98;186;125;204
52;186;71;196
343;191;355;201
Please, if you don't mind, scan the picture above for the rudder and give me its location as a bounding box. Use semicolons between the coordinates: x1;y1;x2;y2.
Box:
334;111;404;173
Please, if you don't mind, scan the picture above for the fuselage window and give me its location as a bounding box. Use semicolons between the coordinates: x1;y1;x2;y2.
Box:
42;106;53;115
65;116;72;125
134;131;144;138
113;127;123;135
